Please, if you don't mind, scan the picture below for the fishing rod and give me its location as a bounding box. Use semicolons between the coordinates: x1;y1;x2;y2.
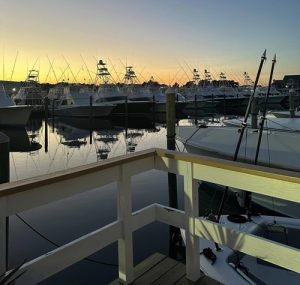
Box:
108;58;121;83
234;49;267;160
233;54;277;216
216;50;267;222
254;54;276;164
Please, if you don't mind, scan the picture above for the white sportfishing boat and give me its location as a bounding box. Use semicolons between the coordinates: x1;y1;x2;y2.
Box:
0;85;32;127
223;116;300;131
177;52;300;218
13;70;44;106
271;110;300;118
50;83;115;118
182;68;221;116
176;125;300;172
181;214;300;285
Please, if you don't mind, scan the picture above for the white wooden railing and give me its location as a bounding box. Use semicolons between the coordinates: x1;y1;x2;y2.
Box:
0;148;300;284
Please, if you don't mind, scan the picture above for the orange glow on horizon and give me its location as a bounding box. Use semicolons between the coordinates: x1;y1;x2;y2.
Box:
0;52;289;86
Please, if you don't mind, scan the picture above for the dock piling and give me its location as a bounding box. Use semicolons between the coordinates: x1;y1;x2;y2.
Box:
166;88;179;258
44;97;49;152
166;88;178;207
289;88;295;118
125;96;128;138
89;95;93;144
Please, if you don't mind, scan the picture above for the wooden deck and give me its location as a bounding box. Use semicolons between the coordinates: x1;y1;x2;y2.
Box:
109;253;222;285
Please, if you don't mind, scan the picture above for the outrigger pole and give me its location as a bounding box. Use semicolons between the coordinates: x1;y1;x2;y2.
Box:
254;54;277;165
216;50;267;222
233;49;267;160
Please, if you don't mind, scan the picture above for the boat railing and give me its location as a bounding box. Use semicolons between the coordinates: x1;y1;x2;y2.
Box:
0;148;299;284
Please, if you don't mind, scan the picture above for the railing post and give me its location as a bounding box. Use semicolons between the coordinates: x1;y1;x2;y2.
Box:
117;164;134;284
184;162;200;281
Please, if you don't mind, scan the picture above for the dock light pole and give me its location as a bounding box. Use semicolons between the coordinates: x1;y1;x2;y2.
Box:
44;97;49;152
166;88;179;258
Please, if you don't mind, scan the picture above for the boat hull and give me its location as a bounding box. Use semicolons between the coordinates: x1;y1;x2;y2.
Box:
177;125;300;217
53;105;115;118
271;111;300;118
177;126;300;172
181;215;300;285
0;106;33;127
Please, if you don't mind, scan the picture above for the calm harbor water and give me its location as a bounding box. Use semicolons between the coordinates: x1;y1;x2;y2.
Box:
3;115;189;284
1;110;293;284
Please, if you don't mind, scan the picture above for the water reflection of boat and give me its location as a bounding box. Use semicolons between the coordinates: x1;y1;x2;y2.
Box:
61;140;87;148
0;127;42;152
54;121;90;141
111;116;156;130
55;117;114;131
93;130;120;160
125;129;144;153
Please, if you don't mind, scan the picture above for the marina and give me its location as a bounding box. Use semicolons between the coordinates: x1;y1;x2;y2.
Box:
1;75;300;284
1;1;300;284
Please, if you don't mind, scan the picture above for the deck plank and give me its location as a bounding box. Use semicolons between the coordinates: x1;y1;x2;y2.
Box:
109;253;221;285
133;256;178;284
151;262;186;285
108;253;166;285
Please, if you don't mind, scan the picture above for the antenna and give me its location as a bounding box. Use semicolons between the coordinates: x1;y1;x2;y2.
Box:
80;54;93;83
176;59;191;83
30;57;39;72
170;68;184;86
2;51;4;81
75;65;84;82
46;56;58;83
57;64;70;82
10;51;19;81
45;58;54;82
63;55;77;83
108;58;121;82
183;59;200;84
153;72;165;85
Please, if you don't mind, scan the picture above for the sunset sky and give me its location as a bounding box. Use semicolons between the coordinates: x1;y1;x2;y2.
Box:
1;0;299;85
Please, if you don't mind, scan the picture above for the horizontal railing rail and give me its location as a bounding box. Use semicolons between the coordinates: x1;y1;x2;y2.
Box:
0;148;299;284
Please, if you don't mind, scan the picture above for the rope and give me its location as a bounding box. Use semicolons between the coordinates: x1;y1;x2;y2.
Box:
265;117;300;133
185;125;203;144
15;214;118;267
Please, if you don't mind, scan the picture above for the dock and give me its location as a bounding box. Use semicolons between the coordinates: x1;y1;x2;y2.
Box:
109;253;221;285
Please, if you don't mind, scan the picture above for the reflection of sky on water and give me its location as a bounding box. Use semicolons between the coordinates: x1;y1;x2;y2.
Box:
9;118;169;181
5;117;185;284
